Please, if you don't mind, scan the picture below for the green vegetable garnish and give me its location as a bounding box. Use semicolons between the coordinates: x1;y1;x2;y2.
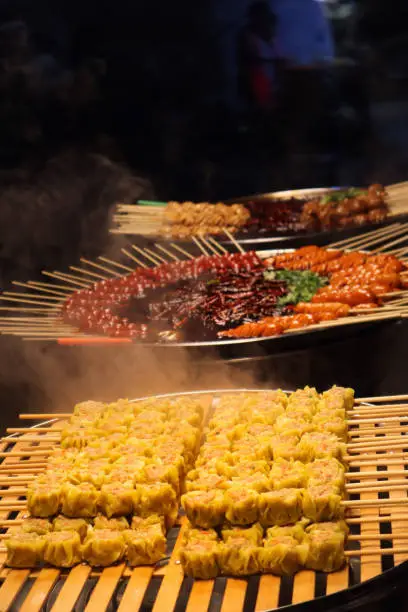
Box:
264;269;329;306
320;188;368;205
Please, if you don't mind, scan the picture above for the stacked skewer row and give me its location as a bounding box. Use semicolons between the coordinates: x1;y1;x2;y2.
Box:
111;182;408;238
0;223;407;344
0;390;407;611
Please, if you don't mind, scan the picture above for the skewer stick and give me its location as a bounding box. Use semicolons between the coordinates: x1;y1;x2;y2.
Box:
0;307;54;313
120;248;147;267
355;395;408;403
27;281;72;293
170;243;194;260
0;488;28;496
349;402;408;411
345;470;408;479
345;547;408;556
223;228;245;253
19;414;70;420
346;482;408;492
208;236;228;254
199;236;220;256
348;441;408;453
154;244;180;261
192;236;210;256
342;497;408;508
131;245;161;265
342;225;407;251
347;457;408;467
348;433;408;444
144;248;167;263
4;292;62;302
98;256;134;273
12;281;68;297
41;271;89;289
0;296;59;308
374;232;408;253
52;271;92;287
0;450;52;458
80;258;119;277
0;436;60;443
69;266;109;281
0;477;35;484
329;223;402;249
6;427;58;433
349;534;408;541
347;514;408;524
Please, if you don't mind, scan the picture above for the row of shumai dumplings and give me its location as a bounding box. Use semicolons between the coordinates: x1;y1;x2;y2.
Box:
8;396;206;568
179;386;351;576
26;397;205;525
6;515;166;568
179;519;349;578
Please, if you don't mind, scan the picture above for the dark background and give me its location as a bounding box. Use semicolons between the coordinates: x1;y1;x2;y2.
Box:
0;1;406;430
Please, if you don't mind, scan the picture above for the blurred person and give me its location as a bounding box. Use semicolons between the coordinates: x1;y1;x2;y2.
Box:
237;1;280;112
0;20;62;96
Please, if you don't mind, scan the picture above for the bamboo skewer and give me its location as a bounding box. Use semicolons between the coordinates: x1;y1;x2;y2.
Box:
41;271;90;289
69;266;109;281
3;292;62;302
120;248;147;268
80;258;120;277
374;232;408;253
208;236;228;254
355;395;408;403
27;281;72;293
345;470;408;479
170;243;194;260
345;547;408;556
329;222;402;249
12;281;69;297
98;256;135;273
154;244;180;261
144;248;167;263
131;245;161;266
223;228;245;253
192;236;210;257
0;296;59;308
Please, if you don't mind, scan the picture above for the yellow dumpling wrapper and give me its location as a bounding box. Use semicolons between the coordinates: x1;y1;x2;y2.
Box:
81;529;125;566
98;483;134;518
179;539;220;579
259;535;308;575
221;522;263;545
302;485;344;522
181;490;226;528
258;489;303;526
18;518;52;536
6;532;46;568
94;515;129;531
218;538;261;576
53;516;89;541
44;530;82;567
123;525;166;566
27;483;61;518
270;459;307;490
61;483;99;518
224;488;259;525
303;523;347;572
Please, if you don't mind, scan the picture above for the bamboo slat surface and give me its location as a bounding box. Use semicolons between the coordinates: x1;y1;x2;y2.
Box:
0;391;407;611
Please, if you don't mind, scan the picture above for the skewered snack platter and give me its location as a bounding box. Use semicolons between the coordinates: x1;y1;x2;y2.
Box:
2;388;408;611
61;245;407;343
114;184;391;239
4;386;349;574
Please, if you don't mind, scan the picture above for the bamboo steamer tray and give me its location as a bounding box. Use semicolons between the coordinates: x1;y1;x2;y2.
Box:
0;389;408;611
